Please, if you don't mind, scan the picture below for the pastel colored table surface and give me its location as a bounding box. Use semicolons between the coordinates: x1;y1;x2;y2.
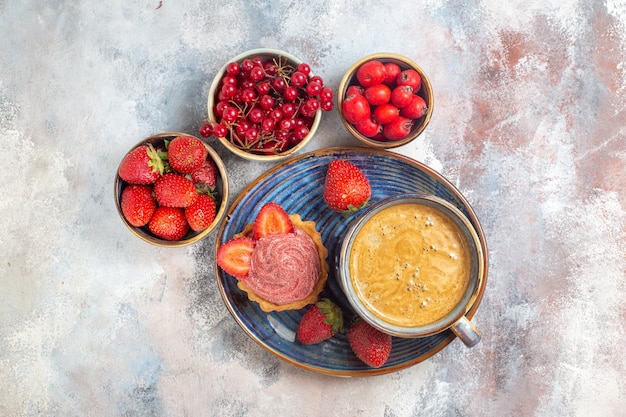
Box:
1;2;625;416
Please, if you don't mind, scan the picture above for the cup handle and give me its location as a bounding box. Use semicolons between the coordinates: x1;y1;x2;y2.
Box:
450;316;481;348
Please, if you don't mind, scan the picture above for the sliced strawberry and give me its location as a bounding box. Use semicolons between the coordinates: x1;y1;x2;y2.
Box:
252;202;294;240
216;237;256;279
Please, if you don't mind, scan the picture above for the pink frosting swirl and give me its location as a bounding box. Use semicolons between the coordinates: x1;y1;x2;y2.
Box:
242;228;321;305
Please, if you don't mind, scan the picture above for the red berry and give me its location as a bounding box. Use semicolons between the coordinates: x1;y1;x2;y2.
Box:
296;298;344;345
190;157;218;189
400;95;428;119
383;116;414;141
216;237;256;279
185;194;217;232
355;117;382;138
341;93;371;124
154;173;198;208
364;83;391;106
118;143;166;185
323;160;371;213
167;135;208;174
199;123;213;138
348;319;392;368
373;103;400;125
296;62;311;76
396;69;422;93
356;59;387;87
390;85;414;108
383;62;401;85
252;202;294;240
120;184;157;227
148;206;190;241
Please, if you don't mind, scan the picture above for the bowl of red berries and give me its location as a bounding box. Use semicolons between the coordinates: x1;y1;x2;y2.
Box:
114;132;229;247
202;48;334;161
337;53;434;149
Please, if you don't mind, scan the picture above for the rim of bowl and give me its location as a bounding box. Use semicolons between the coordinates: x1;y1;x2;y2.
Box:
338;193;484;338
337;52;434;149
207;48;322;162
114;131;230;247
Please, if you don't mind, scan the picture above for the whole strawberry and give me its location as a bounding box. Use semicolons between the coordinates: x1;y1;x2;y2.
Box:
148;206;189;241
191;158;218;193
154;173;198;208
118;143;166;184
185;194;217;232
296;298;344;345
323;160;371;214
120;184;157;227
347;318;392;368
168;135;208;174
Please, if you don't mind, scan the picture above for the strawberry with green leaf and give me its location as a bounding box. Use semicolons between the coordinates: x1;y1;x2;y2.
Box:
323;160;371;214
296;298;344;345
118;143;167;184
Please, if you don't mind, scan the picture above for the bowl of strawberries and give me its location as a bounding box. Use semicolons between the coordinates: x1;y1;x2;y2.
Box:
337;53;434;149
202;48;335;162
114;132;229;247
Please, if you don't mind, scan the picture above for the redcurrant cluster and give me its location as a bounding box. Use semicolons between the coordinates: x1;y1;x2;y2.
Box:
200;55;334;155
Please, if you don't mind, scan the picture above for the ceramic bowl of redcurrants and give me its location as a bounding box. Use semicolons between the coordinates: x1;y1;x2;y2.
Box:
202;48;335;162
114;132;229;247
337;53;434;149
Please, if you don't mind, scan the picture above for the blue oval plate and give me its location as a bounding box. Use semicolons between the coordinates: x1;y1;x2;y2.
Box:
215;147;488;376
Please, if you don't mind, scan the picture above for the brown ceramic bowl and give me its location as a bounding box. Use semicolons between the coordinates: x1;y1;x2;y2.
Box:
337;53;434;149
207;48;322;162
114;132;229;247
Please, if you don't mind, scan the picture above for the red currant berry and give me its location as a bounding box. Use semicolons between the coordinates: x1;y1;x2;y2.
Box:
263;61;277;76
241;78;255;90
283;86;298;102
199;123;212;138
222;105;239;123
297;62;311;76
240;88;257;103
256;81;271;96
259;94;275;110
290;71;307;87
279;118;293;131
281;103;297;118
212;123;227;138
304;97;320;112
270;108;284;121
215;100;229;115
319;86;334;102
271;77;286;92
222;75;237;86
249;66;265;81
321;99;334;112
306;81;322;97
261;117;276;132
248;107;265;124
221;83;237;99
226;62;240;76
241;59;254;73
293;125;309;140
309;75;323;85
244;127;259;142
